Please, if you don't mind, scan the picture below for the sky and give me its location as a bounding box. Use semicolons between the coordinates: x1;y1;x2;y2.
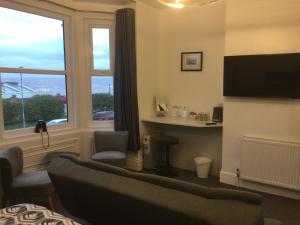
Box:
0;6;110;71
93;28;111;70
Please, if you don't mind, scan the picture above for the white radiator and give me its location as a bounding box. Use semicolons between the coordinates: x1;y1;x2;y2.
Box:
241;136;300;191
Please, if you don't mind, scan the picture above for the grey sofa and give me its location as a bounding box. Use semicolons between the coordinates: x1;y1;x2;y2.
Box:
48;156;280;225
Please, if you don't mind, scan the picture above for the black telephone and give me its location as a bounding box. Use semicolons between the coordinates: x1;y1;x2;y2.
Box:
34;120;50;148
35;120;47;133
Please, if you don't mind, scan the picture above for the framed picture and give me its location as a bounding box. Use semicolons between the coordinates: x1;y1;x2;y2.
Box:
181;52;203;71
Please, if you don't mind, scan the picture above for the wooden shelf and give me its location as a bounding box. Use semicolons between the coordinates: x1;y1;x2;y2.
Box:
142;116;223;128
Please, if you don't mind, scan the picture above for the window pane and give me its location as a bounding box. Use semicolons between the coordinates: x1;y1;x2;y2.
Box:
92;28;110;71
0;7;65;70
0;73;68;130
92;76;114;121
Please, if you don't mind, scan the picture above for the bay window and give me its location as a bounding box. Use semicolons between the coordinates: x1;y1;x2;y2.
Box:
0;6;71;132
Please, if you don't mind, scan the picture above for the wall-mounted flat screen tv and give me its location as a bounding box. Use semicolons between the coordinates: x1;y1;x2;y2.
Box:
223;53;300;98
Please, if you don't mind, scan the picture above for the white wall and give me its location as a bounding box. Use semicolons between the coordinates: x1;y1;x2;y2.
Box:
142;2;225;175
225;24;300;56
221;0;300;199
136;1;161;119
121;1;162;170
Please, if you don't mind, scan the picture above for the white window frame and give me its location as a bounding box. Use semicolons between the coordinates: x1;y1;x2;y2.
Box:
0;2;74;138
84;18;115;129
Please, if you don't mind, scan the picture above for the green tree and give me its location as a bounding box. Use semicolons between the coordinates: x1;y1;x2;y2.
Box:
2;100;22;125
92;93;114;112
24;95;65;122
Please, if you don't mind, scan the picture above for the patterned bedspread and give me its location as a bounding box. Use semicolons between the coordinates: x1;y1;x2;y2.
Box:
0;204;80;225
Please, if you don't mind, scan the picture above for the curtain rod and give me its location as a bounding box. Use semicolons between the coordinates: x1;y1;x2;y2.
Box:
41;0;136;14
41;0;117;14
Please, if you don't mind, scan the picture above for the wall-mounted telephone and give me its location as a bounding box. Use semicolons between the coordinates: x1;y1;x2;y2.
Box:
35;120;47;133
35;120;50;149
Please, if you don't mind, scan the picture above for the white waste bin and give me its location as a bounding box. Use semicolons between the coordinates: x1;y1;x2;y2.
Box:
194;157;212;178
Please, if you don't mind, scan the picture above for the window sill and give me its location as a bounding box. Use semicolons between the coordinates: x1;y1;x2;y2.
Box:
2;124;77;141
88;120;114;130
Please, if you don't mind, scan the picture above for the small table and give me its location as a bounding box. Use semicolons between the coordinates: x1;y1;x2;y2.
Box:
142;116;223;174
45;151;80;163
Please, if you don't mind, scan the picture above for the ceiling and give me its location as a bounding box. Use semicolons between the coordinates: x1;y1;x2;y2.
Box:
135;0;166;9
71;0;223;9
45;0;300;23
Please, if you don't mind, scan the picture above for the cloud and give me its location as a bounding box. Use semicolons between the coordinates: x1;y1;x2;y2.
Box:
0;7;110;71
0;7;63;47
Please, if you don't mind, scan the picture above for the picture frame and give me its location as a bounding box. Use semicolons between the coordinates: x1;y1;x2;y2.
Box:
181;52;203;71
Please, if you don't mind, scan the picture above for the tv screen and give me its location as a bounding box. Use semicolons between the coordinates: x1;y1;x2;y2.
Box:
223;53;300;98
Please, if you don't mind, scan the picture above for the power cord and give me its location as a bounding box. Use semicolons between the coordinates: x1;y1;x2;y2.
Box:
35;120;50;149
40;130;50;149
237;168;241;188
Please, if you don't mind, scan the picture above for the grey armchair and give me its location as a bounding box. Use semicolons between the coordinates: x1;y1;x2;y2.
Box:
92;131;129;167
0;146;54;209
